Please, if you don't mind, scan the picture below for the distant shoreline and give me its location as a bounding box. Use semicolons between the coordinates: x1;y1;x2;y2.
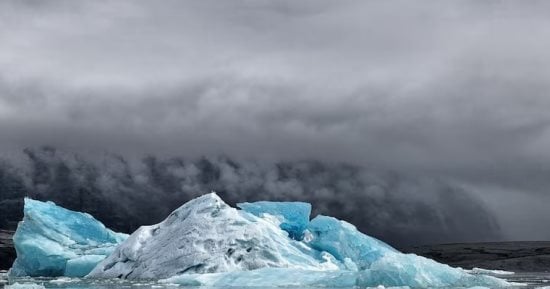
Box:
404;241;550;272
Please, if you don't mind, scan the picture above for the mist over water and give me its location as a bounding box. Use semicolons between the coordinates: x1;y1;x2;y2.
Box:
0;147;500;247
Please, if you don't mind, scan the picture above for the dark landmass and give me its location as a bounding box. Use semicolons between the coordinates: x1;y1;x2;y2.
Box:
0;230;15;270
404;241;550;272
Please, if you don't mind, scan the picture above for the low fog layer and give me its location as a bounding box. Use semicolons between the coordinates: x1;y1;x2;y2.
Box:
0;147;499;247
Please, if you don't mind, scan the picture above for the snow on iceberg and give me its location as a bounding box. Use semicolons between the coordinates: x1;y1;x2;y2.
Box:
237;201;311;240
89;192;510;288
88;193;341;279
9;198;127;277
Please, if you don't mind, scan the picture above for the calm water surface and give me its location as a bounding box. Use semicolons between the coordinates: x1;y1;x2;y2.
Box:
2;270;550;289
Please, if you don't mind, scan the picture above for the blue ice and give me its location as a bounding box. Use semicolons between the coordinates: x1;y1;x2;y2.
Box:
9;193;511;288
304;215;507;288
237;201;311;240
9;198;127;277
306;215;398;269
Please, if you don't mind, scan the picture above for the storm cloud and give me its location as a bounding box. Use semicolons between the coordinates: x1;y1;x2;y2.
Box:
0;147;501;247
1;0;550;241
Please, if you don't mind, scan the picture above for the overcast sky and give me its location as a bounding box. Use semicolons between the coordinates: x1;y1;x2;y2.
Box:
2;0;550;240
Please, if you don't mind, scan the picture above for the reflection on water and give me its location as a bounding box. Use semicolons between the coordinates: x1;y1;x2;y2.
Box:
2;270;550;289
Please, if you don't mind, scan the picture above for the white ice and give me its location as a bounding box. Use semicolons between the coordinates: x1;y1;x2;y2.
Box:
88;193;341;279
4;282;46;289
88;193;510;288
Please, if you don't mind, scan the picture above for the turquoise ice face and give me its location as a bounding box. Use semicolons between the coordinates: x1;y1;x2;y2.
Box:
306;215;397;269
10;198;127;277
237;201;311;240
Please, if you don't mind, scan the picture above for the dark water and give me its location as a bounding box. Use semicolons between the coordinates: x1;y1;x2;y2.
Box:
503;272;550;288
2;271;550;289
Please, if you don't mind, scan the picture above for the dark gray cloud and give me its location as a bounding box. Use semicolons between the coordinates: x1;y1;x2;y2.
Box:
1;0;550;241
0;147;501;247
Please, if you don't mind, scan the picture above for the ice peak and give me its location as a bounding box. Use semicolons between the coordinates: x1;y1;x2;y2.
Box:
89;193;338;279
180;191;225;209
163;192;227;225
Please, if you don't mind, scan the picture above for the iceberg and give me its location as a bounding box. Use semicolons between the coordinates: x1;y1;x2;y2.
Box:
88;193;341;279
10;193;511;288
237;201;311;240
89;193;509;288
9;198;127;277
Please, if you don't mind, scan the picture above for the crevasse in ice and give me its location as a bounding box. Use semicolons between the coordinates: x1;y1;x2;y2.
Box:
237;201;311;240
9;198;127;277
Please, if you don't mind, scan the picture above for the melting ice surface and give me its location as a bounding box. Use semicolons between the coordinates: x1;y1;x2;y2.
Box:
9;198;127;277
10;193;514;288
237;201;311;240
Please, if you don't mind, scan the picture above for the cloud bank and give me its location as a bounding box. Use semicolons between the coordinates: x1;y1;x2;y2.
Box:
1;0;550;241
0;147;500;247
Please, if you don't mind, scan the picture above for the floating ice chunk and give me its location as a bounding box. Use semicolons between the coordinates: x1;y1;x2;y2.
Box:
4;282;46;289
9;198;127;277
237;201;311;240
88;193;341;279
49;277;78;284
468;267;515;275
306;215;397;269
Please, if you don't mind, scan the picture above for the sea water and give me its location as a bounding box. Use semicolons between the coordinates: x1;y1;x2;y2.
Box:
3;270;550;289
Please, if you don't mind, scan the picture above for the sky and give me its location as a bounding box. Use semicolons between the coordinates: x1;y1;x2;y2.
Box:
1;0;550;242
